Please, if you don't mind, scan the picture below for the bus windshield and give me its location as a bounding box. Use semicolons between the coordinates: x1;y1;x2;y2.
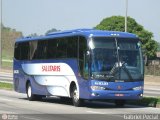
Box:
90;37;144;81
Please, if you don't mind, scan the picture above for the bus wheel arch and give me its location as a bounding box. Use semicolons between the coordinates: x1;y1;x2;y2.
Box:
26;80;44;101
70;81;83;107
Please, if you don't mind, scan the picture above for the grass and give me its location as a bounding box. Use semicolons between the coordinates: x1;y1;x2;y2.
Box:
2;61;13;68
2;50;13;60
103;97;160;108
2;49;13;68
1;50;13;68
0;82;13;90
127;97;160;107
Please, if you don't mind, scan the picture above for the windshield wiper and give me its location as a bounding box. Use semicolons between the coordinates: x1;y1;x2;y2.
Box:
121;63;133;81
110;62;133;81
113;38;133;81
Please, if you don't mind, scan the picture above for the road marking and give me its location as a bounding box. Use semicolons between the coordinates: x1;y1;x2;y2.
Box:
2;59;13;62
0;98;13;102
0;110;16;114
144;91;160;94
20;116;41;120
0;80;13;84
145;88;160;91
86;110;106;114
0;73;13;78
86;111;124;118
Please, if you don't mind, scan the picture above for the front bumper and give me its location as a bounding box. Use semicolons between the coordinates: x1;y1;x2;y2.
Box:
88;90;143;100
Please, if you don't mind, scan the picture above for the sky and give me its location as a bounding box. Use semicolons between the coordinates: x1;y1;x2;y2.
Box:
1;0;160;42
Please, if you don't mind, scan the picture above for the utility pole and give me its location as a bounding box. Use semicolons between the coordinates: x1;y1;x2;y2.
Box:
125;0;128;32
0;0;2;70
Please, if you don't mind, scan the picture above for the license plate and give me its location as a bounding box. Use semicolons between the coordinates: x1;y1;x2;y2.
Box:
115;94;124;96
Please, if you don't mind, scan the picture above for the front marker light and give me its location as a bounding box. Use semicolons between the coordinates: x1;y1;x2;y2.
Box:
133;86;143;90
91;86;105;90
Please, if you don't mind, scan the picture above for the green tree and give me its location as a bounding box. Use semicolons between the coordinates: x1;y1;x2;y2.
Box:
28;33;38;37
45;28;60;35
95;16;158;59
2;24;23;60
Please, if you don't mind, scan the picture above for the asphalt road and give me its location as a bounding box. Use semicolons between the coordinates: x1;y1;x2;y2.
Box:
144;85;160;97
0;90;160;120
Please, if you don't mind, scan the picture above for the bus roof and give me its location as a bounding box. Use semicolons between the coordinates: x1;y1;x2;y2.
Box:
16;29;138;42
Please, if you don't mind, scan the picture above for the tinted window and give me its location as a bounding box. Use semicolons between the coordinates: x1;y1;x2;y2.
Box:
14;36;86;61
29;41;38;60
32;40;47;59
14;42;29;60
14;43;21;60
67;37;78;58
56;38;67;58
47;39;57;59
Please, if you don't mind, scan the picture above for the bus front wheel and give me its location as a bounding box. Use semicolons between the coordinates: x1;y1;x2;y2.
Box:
71;85;83;107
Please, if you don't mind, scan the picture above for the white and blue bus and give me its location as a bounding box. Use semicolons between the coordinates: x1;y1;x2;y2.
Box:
13;29;144;107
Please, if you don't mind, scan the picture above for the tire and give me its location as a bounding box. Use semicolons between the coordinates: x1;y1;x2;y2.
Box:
27;82;35;101
71;85;83;107
26;82;44;101
115;100;126;107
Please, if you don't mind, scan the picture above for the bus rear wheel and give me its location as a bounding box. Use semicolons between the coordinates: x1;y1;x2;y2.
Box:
114;100;126;107
26;82;44;101
71;85;83;107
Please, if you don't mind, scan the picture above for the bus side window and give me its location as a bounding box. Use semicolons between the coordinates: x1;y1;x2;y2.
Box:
14;43;21;60
19;42;29;60
47;39;57;59
67;37;78;58
56;38;67;58
29;41;38;60
34;40;47;59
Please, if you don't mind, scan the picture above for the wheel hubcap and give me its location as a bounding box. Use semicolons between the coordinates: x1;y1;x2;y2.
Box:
73;89;78;102
28;86;31;98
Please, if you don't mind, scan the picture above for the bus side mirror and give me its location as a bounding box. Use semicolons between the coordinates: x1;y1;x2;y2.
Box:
83;50;90;79
86;50;90;56
85;50;90;62
142;48;147;65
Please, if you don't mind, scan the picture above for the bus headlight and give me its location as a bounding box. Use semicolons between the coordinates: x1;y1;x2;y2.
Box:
133;86;143;90
91;86;105;90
